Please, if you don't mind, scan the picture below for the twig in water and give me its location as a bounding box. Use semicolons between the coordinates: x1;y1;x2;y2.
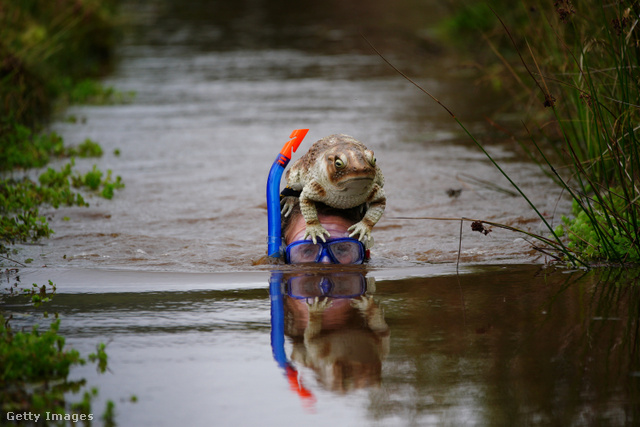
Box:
360;34;456;119
457;173;519;197
456;218;463;274
456;218;467;326
0;254;27;267
390;215;576;261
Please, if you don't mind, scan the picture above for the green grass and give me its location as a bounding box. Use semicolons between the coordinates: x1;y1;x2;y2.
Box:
1;159;125;254
0;0;127;421
0;120;66;171
58;78;136;108
0;0;127;257
437;0;640;266
0;1;129;257
1;280;110;419
0;0;121;127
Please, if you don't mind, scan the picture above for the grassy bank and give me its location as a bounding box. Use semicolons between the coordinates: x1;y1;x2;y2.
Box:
0;0;119;128
1;281;114;423
440;0;640;266
1;0;125;420
1;0;127;257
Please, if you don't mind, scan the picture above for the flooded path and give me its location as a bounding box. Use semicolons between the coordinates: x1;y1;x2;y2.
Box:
4;0;639;425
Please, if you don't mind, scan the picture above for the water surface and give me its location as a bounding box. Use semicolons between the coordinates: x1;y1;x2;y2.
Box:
3;0;638;425
14;0;569;271
5;266;638;425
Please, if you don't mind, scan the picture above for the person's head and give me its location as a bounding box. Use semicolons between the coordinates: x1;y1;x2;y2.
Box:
282;201;369;264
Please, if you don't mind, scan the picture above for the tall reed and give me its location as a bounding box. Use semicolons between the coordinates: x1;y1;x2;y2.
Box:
442;0;640;265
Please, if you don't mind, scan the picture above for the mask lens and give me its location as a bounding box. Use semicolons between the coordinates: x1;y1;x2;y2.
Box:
288;275;324;297
287;242;322;264
328;240;364;264
329;274;366;297
286;274;366;299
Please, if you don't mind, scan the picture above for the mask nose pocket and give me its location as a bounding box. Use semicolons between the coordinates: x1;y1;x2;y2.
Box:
319;277;332;294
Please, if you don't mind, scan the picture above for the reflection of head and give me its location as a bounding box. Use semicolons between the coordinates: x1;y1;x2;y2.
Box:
283;273;389;393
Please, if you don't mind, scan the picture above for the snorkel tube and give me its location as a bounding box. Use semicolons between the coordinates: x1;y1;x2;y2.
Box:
266;129;309;258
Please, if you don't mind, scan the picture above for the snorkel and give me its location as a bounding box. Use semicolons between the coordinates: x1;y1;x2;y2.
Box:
266;129;309;259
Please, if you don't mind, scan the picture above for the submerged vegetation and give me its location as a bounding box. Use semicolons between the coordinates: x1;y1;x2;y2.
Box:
440;0;640;266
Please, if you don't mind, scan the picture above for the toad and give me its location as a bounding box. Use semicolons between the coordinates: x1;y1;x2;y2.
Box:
281;134;385;245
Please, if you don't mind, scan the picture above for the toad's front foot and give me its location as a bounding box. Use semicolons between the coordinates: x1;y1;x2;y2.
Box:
348;221;372;244
351;295;375;313
307;296;333;314
305;297;332;340
304;223;330;244
351;296;387;333
280;196;297;217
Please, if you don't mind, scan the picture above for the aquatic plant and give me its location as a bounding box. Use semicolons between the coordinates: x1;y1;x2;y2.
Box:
506;1;639;265
0;278;111;421
0;120;65;172
0;0;126;422
0;0;128;257
57;78;136;108
1;158;125;256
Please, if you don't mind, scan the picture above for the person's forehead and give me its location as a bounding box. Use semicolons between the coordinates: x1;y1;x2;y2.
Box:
287;214;353;243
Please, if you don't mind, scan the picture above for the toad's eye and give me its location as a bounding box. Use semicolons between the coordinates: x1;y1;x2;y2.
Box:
365;150;376;166
335;155;347;169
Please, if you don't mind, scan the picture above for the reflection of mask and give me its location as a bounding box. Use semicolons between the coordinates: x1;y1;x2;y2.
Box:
286;273;367;300
270;271;388;398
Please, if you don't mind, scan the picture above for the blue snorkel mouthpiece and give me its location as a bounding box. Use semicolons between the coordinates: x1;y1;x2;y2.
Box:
267;129;309;258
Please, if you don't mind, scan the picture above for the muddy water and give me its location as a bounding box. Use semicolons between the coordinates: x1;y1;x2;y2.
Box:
4;0;639;425
6;266;640;425
15;0;568;272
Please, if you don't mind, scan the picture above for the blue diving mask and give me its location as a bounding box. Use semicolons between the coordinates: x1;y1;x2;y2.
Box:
285;237;366;265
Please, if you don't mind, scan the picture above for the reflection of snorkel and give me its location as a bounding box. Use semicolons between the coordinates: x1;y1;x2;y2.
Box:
266;129;309;259
269;272;315;409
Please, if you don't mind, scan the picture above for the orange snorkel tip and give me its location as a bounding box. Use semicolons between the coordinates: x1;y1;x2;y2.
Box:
279;129;308;162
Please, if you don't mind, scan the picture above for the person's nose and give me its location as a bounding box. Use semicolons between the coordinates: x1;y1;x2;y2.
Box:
318;254;332;263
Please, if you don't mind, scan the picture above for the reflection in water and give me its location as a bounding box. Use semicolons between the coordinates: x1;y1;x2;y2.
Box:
3;266;638;424
269;271;388;401
373;265;640;425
